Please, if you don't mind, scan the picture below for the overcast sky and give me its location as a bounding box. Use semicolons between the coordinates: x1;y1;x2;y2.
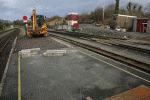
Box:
0;0;149;21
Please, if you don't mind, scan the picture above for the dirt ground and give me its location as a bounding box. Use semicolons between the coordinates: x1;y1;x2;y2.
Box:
15;36;67;52
141;37;150;41
79;24;150;42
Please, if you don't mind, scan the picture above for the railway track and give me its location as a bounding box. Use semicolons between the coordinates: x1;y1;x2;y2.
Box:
0;31;16;52
111;43;150;54
0;28;20;81
49;33;150;73
48;30;150;54
48;30;112;39
0;29;14;35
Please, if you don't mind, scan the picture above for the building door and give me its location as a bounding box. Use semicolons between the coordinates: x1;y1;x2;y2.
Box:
143;24;147;33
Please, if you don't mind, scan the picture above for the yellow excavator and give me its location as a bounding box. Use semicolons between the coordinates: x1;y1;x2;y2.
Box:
28;9;47;37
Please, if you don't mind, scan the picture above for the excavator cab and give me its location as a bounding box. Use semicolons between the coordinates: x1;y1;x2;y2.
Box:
31;15;45;27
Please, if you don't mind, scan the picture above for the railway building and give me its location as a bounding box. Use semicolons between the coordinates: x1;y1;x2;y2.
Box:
53;12;80;31
111;14;137;31
67;12;79;29
111;14;149;33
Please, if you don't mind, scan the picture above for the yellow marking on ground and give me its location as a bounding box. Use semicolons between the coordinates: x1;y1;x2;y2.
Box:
51;36;150;83
18;55;21;100
72;47;150;83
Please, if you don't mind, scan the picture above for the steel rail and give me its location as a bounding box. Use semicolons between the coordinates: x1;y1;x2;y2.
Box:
112;43;150;54
49;33;150;73
0;29;13;35
0;31;14;43
0;30;16;53
48;30;150;54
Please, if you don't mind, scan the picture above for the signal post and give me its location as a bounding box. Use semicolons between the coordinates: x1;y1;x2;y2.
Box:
23;16;28;37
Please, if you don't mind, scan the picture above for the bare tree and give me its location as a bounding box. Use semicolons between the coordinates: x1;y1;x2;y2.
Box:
91;7;103;22
127;2;133;11
79;13;91;23
132;3;138;10
105;3;115;18
119;8;127;15
144;3;150;17
0;19;3;25
126;2;144;17
138;5;142;11
45;15;62;22
13;20;24;26
145;3;150;13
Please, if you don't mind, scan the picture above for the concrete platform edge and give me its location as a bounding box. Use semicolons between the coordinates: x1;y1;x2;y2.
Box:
0;37;18;96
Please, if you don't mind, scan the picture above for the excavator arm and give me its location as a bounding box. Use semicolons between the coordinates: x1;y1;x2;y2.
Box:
32;9;38;30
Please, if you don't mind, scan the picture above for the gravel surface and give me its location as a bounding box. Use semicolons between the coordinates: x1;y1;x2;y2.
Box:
15;29;67;52
15;37;67;52
79;24;150;41
79;24;150;50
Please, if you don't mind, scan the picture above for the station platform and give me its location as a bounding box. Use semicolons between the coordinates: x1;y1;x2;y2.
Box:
0;30;150;100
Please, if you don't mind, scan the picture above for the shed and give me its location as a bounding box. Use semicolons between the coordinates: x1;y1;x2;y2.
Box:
111;14;137;31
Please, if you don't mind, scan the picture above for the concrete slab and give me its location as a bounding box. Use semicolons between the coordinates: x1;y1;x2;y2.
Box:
86;97;92;100
43;50;66;56
19;50;31;58
43;52;64;56
19;48;41;58
29;48;40;55
46;50;66;53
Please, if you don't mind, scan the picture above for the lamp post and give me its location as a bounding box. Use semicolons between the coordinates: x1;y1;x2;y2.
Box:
103;0;105;23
